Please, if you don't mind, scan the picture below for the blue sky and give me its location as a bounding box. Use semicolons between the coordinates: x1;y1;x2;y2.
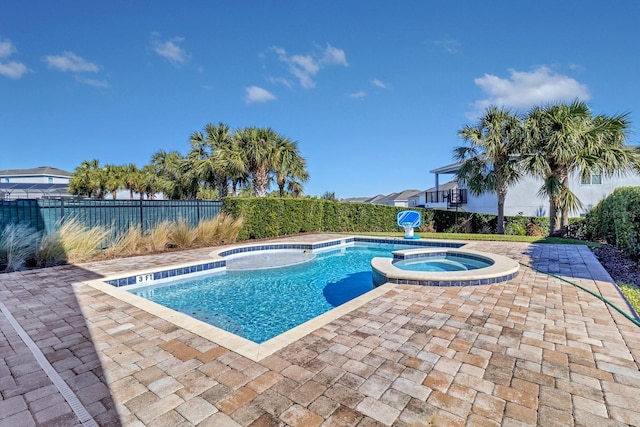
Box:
2;1;639;198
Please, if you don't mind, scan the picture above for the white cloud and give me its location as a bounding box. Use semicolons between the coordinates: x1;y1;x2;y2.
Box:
268;76;294;88
245;86;276;104
320;44;348;66
349;90;366;99
270;43;348;89
44;51;99;72
371;78;386;89
471;66;591;116
0;39;28;79
151;32;187;65
0;40;16;58
433;37;460;54
0;61;27;79
75;76;109;88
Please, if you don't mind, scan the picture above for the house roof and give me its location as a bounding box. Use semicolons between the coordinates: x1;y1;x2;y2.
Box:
0;166;73;177
342;194;387;203
425;179;458;192
0;182;69;194
341;197;372;203
429;162;461;174
376;189;422;203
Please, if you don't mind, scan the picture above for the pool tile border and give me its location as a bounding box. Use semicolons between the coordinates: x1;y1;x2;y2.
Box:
103;236;464;289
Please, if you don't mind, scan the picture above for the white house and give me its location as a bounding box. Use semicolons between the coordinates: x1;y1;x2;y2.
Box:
0;166;72;200
427;162;640;217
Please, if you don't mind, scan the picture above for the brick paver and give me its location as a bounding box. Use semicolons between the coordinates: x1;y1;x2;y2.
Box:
1;235;640;426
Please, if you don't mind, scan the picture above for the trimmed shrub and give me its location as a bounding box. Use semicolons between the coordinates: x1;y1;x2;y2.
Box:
222;198;549;240
584;187;640;259
222;198;435;240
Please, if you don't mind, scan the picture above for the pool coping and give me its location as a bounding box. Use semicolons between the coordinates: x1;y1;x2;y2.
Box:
83;235;477;361
371;247;520;286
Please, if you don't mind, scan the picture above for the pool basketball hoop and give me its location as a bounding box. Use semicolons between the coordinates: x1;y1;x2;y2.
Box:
397;210;422;239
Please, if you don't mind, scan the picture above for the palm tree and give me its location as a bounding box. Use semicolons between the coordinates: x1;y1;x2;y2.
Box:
122;163;141;200
150;150;196;199
189;122;242;198
235;127;278;197
69;159;102;198
521;100;640;235
103;164;124;199
273;136;309;197
454;105;523;234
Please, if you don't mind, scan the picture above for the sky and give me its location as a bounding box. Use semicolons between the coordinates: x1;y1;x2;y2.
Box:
2;1;640;198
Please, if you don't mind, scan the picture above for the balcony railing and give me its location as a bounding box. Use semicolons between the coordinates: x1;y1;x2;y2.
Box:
425;189;468;207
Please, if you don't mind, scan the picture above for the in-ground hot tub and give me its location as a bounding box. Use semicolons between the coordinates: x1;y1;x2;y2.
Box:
371;248;519;287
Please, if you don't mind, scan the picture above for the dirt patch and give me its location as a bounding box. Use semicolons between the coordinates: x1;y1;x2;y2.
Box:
593;244;640;287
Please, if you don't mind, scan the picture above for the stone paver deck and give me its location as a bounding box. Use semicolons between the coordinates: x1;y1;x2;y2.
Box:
1;234;640;426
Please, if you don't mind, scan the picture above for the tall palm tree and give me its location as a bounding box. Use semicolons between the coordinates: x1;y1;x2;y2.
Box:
103;164;124;200
189;122;242;198
455;105;523;234
235;127;278;197
521;100;639;235
150;150;195;199
273;136;309;197
122;163;141;200
69;159;102;198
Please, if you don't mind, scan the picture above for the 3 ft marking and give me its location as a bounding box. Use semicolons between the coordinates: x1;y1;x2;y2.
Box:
136;274;154;284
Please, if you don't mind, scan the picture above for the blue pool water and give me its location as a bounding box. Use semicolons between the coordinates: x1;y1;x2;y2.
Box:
131;243;429;343
394;255;491;272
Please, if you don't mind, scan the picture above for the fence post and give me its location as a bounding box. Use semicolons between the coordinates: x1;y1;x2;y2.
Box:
196;199;200;223
60;198;65;225
139;199;144;233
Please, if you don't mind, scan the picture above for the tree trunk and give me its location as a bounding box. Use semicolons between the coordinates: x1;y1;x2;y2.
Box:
253;168;269;197
549;199;561;236
496;194;506;235
216;176;228;199
560;175;570;234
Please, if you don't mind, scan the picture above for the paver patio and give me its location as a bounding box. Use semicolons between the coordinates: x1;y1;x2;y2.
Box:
1;234;640;426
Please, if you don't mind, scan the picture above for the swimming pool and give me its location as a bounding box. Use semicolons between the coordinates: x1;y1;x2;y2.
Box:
129;242;431;343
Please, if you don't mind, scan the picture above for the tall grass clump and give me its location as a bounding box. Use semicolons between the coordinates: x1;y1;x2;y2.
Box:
169;218;197;249
36;231;67;267
104;225;145;258
145;220;172;252
43;219;109;264
194;213;244;247
0;223;39;272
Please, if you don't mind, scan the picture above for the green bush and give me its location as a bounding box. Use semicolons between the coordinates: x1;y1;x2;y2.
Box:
584;187;640;260
222;198;435;240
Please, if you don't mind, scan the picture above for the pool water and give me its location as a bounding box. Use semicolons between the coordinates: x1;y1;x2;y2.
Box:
131;243;419;343
394;255;491;272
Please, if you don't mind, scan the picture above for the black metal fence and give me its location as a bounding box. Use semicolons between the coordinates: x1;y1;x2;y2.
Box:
0;199;223;237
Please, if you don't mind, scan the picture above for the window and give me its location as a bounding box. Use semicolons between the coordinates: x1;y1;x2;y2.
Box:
47;177;53;183
3;178;8;183
581;170;602;185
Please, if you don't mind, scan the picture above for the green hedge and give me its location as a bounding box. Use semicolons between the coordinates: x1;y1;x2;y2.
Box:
584;187;640;259
222;198;434;240
222;198;551;240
